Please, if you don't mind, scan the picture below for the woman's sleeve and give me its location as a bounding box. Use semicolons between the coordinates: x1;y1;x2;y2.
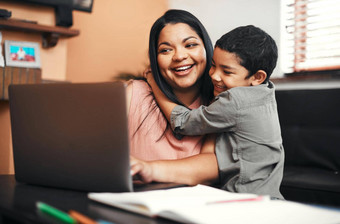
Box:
170;91;238;135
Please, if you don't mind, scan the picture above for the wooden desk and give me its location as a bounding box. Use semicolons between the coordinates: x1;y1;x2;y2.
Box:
0;175;175;224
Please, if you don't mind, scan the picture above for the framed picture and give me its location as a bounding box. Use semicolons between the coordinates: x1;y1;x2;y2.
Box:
4;40;41;68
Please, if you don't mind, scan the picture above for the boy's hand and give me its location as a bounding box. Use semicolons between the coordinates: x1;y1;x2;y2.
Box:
130;156;153;183
142;68;177;122
143;67;152;79
144;68;158;91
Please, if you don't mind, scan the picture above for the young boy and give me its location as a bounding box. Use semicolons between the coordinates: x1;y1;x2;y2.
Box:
148;25;284;199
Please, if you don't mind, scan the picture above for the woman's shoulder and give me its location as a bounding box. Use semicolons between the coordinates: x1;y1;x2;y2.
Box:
128;79;155;112
128;79;165;137
126;79;151;107
129;79;151;95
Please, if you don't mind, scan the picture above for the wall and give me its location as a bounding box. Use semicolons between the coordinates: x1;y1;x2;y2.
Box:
2;0;336;174
168;0;340;90
66;0;168;82
168;0;282;78
0;101;12;174
0;2;67;174
0;2;68;81
0;0;168;174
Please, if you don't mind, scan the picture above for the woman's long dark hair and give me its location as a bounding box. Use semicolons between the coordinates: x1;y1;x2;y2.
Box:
133;9;214;140
149;9;214;106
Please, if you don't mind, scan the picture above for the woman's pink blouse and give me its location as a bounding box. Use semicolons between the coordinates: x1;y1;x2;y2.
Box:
128;80;203;161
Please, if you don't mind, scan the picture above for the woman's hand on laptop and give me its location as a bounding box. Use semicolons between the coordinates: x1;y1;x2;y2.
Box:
130;156;154;183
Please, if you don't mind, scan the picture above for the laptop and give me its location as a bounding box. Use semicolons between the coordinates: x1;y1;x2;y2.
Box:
8;82;184;192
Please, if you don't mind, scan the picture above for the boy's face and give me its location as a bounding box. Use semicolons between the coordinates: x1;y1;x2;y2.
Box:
209;47;253;96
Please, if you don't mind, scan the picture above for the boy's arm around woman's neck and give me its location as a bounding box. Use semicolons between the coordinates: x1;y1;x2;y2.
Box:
146;74;177;122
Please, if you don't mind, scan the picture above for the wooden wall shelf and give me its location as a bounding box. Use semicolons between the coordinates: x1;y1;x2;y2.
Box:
0;19;80;48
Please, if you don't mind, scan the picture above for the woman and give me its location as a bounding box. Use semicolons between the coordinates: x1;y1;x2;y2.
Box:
127;9;213;161
127;9;219;185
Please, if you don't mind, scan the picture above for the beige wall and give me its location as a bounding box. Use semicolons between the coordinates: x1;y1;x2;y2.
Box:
0;2;68;81
67;0;168;82
0;2;65;174
0;101;13;174
0;0;168;174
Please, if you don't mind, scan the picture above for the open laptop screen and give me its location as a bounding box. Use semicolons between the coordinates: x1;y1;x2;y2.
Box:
9;82;133;192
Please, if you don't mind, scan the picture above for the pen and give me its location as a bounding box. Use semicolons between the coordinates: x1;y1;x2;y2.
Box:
69;210;98;224
206;196;265;205
36;202;77;224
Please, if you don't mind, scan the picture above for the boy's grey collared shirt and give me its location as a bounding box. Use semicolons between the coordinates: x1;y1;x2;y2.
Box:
171;81;284;199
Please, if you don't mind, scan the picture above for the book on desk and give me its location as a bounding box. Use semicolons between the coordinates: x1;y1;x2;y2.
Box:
88;184;340;224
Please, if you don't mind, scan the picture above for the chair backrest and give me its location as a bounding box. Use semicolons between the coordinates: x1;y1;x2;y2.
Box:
276;88;340;170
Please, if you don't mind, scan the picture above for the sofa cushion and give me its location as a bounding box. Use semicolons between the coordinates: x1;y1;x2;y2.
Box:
282;166;340;192
276;88;340;169
281;127;340;169
281;166;340;206
276;88;340;207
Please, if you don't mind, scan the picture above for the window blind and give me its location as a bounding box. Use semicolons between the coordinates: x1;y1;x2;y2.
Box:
282;0;340;73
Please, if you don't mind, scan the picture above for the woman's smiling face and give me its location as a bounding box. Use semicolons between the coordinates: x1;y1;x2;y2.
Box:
157;23;207;92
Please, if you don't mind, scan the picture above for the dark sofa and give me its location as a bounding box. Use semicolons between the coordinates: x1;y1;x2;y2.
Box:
275;88;340;207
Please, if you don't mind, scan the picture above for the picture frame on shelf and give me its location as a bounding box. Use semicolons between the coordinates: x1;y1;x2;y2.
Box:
4;40;41;68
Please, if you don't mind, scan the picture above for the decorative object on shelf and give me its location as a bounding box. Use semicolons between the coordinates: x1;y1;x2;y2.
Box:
55;0;94;27
4;40;41;68
73;0;94;12
0;8;11;18
55;5;73;27
0;67;42;100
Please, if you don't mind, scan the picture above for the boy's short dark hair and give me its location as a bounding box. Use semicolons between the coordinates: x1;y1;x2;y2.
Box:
215;25;278;83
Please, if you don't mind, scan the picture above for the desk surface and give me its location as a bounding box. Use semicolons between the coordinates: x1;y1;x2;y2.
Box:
0;175;175;224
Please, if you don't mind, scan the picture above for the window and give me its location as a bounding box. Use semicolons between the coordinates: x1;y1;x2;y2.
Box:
282;0;340;74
